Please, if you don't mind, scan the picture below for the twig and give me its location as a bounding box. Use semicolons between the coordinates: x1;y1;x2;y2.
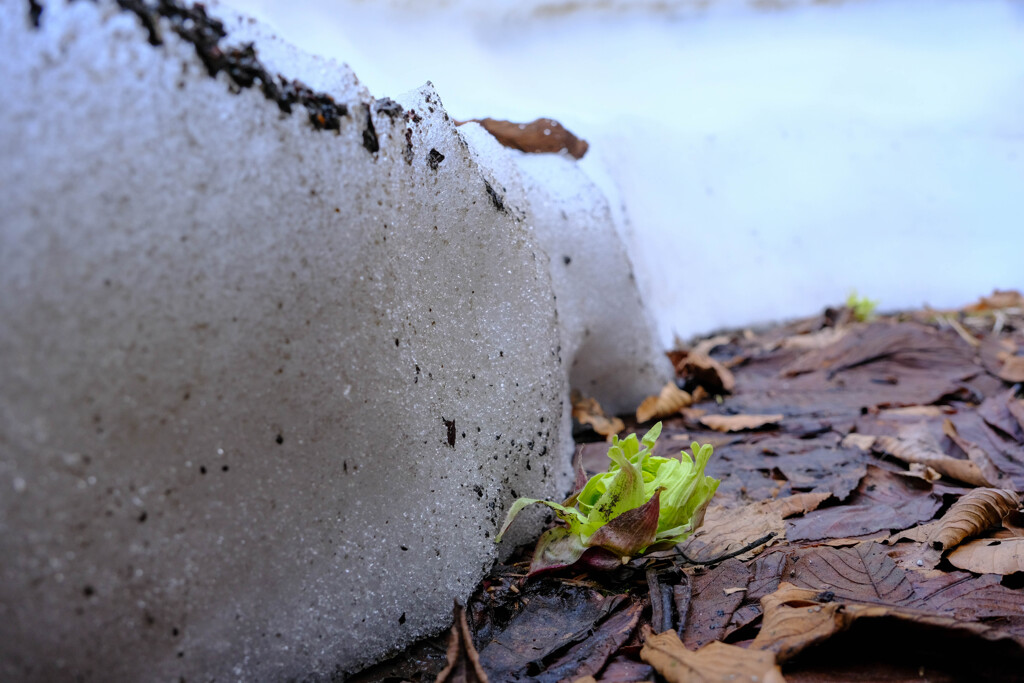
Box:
673;532;777;566
943;314;980;347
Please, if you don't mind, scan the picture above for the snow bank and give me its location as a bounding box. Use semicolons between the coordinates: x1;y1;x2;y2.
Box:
0;1;666;679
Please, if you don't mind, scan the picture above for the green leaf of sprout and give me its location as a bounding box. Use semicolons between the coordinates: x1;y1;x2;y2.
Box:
846;290;879;322
496;422;720;574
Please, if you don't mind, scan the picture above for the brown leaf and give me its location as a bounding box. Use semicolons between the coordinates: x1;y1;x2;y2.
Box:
681;559;750;649
679;493;830;563
873;428;994;487
980;337;1024;382
785;543;915;604
947;537;1024;574
978;388;1024;443
909;569;1024;618
965;289;1024;312
728;552;788;635
751;583;851;662
941;418;1013;488
781;321;971;379
929;487;1021;551
571;390;623;439
436;603;489;683
787;465;941;542
755;446;869;500
907;462;943;483
538;600;642;683
459;118;589;159
751;582;1020;663
732;321;979;418
690;334;733;357
675;351;736;395
477;585;624;680
699;413;784;432
779;326;850;351
641;628;785;683
581;656;653;682
1009;398;1024;439
841;433;877;451
636;382;692;423
943;412;1024;489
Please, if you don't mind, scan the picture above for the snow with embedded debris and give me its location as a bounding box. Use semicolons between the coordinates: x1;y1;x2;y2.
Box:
0;1;667;679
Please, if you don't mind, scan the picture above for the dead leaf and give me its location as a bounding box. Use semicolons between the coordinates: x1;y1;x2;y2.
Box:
571;390;623;439
690;334;733;357
1009;398;1024;438
458;117;589;159
699;413;783;432
1003;509;1024;537
727;552;788;636
907;462;943;482
640;628;785;683
978;388;1024;443
779;326;850;351
477;585;623;681
679;492;830;563
841;433;876;451
944;412;1024;489
873;428;994;487
1000;355;1024;383
965;289;1024;312
941;418;1012;487
787;465;941;542
929;488;1021;551
751;583;850;662
785;543;915;604
732;322;979;418
756;446;869;500
681;559;749;649
878;405;950;417
909;568;1024;617
980;338;1024;383
888;521;941;545
947;537;1024;575
751;582;1020;663
675;351;736;395
537;601;642;683
636;382;692;423
436;603;489;683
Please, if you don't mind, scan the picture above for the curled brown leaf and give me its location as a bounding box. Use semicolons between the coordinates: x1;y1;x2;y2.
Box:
873;430;994;487
571;390;623;440
636;382;692;423
929;488;1022;551
940;419;1009;487
675;351;736;395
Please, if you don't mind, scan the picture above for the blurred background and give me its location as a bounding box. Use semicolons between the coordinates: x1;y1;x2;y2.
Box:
228;0;1024;346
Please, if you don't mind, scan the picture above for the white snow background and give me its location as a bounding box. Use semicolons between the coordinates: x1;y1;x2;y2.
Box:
228;0;1024;346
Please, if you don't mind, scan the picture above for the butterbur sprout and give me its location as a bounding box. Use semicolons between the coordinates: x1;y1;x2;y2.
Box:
496;422;719;575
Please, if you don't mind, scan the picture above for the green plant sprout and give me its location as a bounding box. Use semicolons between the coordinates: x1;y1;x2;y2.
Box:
846;290;879;322
496;422;719;575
